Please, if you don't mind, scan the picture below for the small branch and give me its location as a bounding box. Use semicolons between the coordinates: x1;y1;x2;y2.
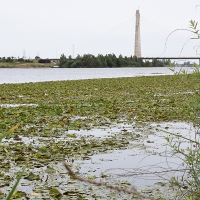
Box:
161;129;200;145
105;168;189;177
160;28;194;57
195;5;200;11
179;38;191;58
63;162;154;200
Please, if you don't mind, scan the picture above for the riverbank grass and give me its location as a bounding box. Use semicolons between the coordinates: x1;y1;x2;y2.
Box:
0;61;56;68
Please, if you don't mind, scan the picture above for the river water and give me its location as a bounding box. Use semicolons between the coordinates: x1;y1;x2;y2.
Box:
0;66;193;84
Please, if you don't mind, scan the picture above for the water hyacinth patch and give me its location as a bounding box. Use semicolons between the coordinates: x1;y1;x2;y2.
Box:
0;74;199;199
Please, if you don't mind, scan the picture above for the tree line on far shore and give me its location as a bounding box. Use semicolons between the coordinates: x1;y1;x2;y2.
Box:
0;57;33;63
59;54;170;68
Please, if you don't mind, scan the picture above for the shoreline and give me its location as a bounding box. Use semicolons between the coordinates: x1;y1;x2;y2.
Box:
0;65;192;69
0;66;194;84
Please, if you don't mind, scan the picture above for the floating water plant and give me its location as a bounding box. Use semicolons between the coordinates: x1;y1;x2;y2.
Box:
0;74;199;199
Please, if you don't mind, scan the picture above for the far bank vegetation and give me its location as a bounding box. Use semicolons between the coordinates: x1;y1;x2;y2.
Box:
0;57;56;68
59;54;169;68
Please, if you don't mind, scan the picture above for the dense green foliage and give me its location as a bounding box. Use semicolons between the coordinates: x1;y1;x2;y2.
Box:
59;54;168;68
0;75;199;129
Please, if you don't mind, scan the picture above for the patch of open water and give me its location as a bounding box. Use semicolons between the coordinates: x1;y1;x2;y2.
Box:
0;67;194;84
74;122;196;188
1;121;198;199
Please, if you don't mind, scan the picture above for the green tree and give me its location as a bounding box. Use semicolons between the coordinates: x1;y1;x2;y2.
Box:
59;54;67;68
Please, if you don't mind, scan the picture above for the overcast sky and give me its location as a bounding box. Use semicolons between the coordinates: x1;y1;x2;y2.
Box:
0;0;200;58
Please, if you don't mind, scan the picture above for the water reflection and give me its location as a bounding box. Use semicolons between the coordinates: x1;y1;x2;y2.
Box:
75;122;195;187
1;121;196;192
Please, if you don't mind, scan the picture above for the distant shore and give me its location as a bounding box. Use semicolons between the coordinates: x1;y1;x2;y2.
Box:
0;62;192;69
0;62;57;68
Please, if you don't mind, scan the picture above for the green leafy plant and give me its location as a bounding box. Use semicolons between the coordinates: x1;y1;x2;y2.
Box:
189;20;199;38
0;124;27;200
5;166;26;200
165;31;200;197
164;127;200;199
0;123;20;143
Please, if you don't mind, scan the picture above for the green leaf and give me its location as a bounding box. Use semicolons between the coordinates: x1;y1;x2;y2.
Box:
45;166;56;174
165;137;170;142
6;165;25;200
0;123;20;143
24;172;40;181
49;188;62;198
87;174;96;179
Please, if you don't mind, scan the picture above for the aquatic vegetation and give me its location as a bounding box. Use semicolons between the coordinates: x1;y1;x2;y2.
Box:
164;126;200;199
0;74;199;199
163;66;200;199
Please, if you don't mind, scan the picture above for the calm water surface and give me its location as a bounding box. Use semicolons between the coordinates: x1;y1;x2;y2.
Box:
0;67;193;84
